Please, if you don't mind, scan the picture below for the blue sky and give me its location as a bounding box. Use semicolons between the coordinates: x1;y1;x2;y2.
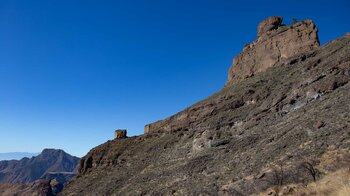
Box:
0;0;349;157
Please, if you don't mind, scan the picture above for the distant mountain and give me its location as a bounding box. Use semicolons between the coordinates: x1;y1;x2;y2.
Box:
0;149;79;184
0;152;40;161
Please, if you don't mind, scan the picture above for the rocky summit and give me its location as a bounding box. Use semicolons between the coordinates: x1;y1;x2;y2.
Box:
62;17;350;195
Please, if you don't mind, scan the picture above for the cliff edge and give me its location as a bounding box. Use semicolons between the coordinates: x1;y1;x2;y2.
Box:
227;16;319;85
145;16;320;134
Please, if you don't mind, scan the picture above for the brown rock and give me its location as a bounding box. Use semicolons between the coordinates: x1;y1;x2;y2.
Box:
257;16;282;38
114;129;127;139
314;121;325;129
226;17;319;86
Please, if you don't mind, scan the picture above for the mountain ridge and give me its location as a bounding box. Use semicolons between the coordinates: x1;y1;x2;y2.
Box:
62;17;350;195
0;148;79;184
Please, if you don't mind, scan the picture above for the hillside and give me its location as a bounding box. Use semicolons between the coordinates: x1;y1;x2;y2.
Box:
62;17;350;195
0;179;63;196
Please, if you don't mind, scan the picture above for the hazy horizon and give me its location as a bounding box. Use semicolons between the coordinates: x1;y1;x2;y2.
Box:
0;152;40;161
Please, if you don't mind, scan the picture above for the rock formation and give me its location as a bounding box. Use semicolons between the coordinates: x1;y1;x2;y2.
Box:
62;17;350;195
114;129;127;139
226;16;319;86
257;16;282;37
144;17;320;134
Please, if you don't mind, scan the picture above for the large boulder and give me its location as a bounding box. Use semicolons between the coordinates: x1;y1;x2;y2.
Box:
114;129;127;139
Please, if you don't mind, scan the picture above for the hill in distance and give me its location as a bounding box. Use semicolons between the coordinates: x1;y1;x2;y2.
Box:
0;148;79;184
0;152;40;161
0;148;79;196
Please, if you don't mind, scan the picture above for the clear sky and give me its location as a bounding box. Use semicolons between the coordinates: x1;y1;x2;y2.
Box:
0;0;349;157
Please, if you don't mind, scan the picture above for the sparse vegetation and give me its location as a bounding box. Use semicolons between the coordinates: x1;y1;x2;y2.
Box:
261;169;350;196
272;161;285;187
300;160;319;182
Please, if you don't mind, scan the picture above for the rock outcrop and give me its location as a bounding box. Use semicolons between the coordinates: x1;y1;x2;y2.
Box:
144;17;320;134
257;16;282;37
62;17;350;195
114;129;127;139
226;16;319;86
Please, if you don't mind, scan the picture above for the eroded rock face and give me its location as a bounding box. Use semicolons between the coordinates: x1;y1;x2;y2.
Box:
114;129;127;139
226;17;319;86
144;17;320;135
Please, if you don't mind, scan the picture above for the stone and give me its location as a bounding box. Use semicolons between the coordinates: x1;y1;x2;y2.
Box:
257;16;282;38
226;17;319;86
314;121;325;129
114;129;127;139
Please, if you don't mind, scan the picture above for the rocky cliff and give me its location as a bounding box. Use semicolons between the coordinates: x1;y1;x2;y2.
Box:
144;17;320;134
226;16;320;85
62;17;350;195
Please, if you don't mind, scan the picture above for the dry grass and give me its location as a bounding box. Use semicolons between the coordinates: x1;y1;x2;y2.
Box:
259;169;350;196
298;169;350;196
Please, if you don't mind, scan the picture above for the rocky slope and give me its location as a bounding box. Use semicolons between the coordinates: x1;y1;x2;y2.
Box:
0;149;79;184
62;17;350;195
0;179;63;196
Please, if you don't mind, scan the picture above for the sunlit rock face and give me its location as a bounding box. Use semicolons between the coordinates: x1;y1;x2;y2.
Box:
144;16;320;135
226;16;319;86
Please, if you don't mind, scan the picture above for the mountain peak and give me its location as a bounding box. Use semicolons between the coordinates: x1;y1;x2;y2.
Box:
0;149;79;184
41;148;64;155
